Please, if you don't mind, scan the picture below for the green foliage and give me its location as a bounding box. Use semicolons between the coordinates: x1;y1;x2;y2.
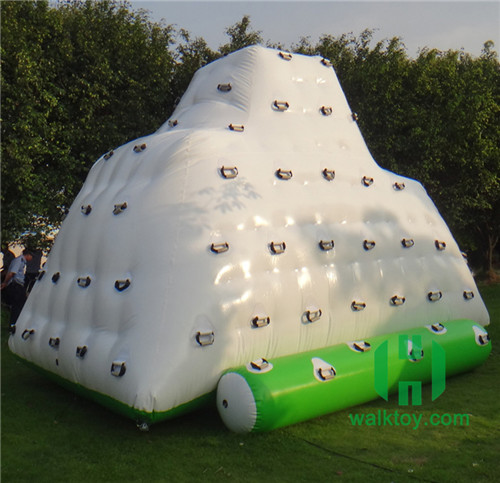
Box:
219;15;263;55
1;1;67;245
1;7;498;271
409;48;500;272
170;29;220;111
308;30;499;273
170;15;264;104
1;0;175;247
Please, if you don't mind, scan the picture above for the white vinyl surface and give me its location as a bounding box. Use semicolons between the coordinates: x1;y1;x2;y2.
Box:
9;46;489;415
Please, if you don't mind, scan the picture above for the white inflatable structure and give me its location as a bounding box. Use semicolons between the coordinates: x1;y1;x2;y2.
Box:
9;46;489;426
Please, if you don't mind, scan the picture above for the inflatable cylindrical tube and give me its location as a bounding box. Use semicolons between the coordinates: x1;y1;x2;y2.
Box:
216;319;491;432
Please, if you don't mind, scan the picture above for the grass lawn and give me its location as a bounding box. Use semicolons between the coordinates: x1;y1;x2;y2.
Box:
2;283;499;482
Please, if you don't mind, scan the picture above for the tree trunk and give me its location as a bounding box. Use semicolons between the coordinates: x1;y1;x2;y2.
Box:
486;233;499;282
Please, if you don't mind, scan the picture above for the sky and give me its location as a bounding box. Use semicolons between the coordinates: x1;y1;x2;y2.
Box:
129;1;500;58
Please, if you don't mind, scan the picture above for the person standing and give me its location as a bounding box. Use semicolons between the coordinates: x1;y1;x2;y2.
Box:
24;248;42;293
1;244;16;305
0;249;33;331
1;244;15;283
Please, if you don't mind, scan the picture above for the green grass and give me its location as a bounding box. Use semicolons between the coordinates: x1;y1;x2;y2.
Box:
2;284;499;482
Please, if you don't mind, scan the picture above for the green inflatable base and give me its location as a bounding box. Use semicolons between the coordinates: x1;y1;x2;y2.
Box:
217;319;492;432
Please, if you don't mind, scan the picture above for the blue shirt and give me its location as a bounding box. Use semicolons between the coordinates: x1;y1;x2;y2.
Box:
7;255;27;286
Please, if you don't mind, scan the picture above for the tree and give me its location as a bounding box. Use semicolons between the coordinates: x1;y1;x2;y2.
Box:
1;10;260;247
309;30;414;174
2;8;498;275
393;47;499;276
302;32;499;276
1;0;176;247
169;15;264;110
1;1;67;246
169;29;219;113
219;15;263;55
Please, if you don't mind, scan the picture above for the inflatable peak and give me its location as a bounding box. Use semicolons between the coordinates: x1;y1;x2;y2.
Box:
9;46;489;427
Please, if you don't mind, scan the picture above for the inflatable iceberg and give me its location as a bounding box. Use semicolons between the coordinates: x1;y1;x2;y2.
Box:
9;46;490;430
